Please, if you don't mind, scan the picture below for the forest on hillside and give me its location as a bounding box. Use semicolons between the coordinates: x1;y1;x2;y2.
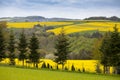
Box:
0;21;103;60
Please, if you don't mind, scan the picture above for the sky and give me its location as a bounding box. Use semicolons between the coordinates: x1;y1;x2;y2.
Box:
0;0;120;19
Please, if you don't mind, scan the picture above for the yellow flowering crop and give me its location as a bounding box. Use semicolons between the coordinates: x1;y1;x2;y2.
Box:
6;21;120;35
1;58;113;74
7;22;73;28
47;21;120;35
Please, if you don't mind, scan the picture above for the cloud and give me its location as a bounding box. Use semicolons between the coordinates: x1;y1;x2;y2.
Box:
0;0;120;18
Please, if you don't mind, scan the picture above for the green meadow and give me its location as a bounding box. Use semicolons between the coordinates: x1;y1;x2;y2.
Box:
0;66;120;80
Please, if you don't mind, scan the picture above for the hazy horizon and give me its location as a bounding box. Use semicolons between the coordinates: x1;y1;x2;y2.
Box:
0;0;120;19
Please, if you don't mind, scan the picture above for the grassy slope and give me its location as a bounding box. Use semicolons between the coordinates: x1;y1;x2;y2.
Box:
0;66;120;80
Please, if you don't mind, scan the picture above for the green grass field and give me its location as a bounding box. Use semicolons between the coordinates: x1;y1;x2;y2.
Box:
0;66;120;80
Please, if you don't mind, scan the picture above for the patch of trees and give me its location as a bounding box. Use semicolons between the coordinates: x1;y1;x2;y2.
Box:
69;30;103;38
68;50;92;60
8;25;103;60
0;22;71;69
84;16;120;21
0;22;40;68
69;35;96;59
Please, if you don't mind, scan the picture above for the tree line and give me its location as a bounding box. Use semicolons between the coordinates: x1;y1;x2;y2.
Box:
0;27;40;67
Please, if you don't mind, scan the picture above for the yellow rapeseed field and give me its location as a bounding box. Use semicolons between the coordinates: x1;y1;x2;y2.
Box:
7;22;73;28
47;22;120;34
1;58;113;73
7;21;120;34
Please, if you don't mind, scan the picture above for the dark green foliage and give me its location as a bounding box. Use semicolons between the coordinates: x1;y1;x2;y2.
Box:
18;30;28;66
0;28;6;61
109;26;120;67
100;32;111;73
8;31;16;65
54;28;70;69
109;26;120;74
100;25;120;74
71;65;75;71
0;21;8;61
41;62;47;68
29;33;40;68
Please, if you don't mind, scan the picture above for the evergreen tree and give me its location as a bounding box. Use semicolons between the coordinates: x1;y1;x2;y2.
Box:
8;30;16;65
0;21;8;61
54;28;70;70
0;27;6;61
0;21;7;61
100;32;111;73
29;33;40;68
109;26;120;74
100;25;120;74
18;30;28;66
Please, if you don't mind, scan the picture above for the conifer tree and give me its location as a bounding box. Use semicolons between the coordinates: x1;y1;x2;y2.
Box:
100;32;111;73
8;30;16;65
109;26;120;74
0;27;6;61
54;28;70;70
100;25;120;74
0;22;7;61
29;33;40;68
18;30;28;66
